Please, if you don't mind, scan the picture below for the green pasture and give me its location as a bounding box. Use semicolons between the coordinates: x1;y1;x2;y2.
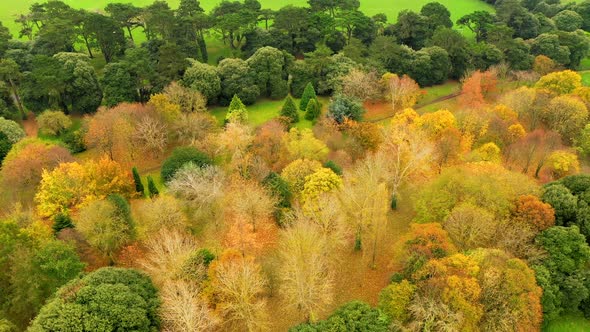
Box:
0;0;493;38
544;314;590;332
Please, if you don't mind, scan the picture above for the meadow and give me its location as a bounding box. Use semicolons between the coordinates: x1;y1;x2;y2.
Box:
0;0;493;37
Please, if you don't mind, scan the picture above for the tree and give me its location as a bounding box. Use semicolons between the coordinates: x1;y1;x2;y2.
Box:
53;52;103;113
101;62;138;107
278;220;333;322
0;59;24;115
443;203;496;250
457;11;495;42
36;110;71;136
83;13;126;63
161;146;211;183
292;301;390;332
247;46;290;99
378;280;416;324
160;280;218;331
35;157;135;217
533;55;557;75
542;95;588;143
301;168;342;209
218;58;259;105
328;94;365;124
132;167;144;195
182;60;221;103
147;176;159;197
282;159;323;195
531;34;571;66
535;70;582;95
225;94;248;124
105;3;142;42
459;70;497;109
382;73;421;112
1;139;73;194
394;10;432;50
209;251;269;332
76;197;135;263
167;164;225;209
0;118;25;143
542;183;578;226
533;226;590;320
513;195;556;231
428;27;471;79
29;268;160;331
340;68;381;101
280;96;299;123
300;82;318;111
285;128;329;161
164;82;207;113
546;150;580;179
305;98;322;121
421;2;453;29
554;10;584;32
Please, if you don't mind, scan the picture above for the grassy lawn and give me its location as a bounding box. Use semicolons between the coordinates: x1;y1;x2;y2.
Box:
209;96;329;129
581;71;590;86
544;314;590;332
0;0;493;40
416;81;461;106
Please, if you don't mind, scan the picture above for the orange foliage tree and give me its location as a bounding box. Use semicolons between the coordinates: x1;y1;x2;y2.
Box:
459;70;497;109
512;195;555;231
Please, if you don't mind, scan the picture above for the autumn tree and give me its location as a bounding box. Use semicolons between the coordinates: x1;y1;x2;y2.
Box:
281;159;323;196
382;73;421;112
136;195;188;238
301;167;342;211
443;203;496;250
285;128;329;161
512;195;556;231
76;196;136;263
208;250;269;331
542;95;588;143
163;81;207;113
341;68;382;101
458;70;497;109
535;70;582;95
546;150;580;179
278;220;334;322
533;55;557;75
36;110;71;136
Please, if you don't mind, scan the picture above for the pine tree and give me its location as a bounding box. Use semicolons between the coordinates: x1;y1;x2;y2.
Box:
52;213;74;234
300;82;317;111
280;96;299;123
305;98;321;121
225;94;248;124
132;167;144;195
147;176;159;197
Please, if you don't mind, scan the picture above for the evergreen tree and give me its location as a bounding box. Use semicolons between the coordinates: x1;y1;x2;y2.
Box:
52;213;74;234
305;98;321;121
280;96;299;123
299;82;317;111
132;167;144;195
225;94;248;124
147;176;159;197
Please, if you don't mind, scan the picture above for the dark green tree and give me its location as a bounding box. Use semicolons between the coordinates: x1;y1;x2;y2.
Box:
291;301;390;331
52;213;74;234
394;10;432;50
182;59;221;104
83;13;127;63
0;132;12;165
105;3;143;42
531;33;571;66
470;42;504;70
428;27;471;79
554;10;584;32
161;146;212;182
420;2;453;29
542;183;579;227
29;267;160;331
132;167;144;195
101;62;137;107
457;11;495;42
262;172;292;209
280;96;299;123
147;176;159;198
247;46;291;99
218;58;259;105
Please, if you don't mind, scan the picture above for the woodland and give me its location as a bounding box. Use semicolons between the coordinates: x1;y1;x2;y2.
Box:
2;0;590;331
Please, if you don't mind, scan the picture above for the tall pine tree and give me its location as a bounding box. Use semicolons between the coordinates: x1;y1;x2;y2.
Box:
281;96;299;123
132;167;144;195
305;98;321;121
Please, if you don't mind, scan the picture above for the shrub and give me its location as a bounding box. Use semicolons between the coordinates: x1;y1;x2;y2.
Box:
0;117;25;143
327;94;365;124
280;96;299;123
225;94;248;124
323;160;342;176
305;98;321;121
36;110;72;136
62;128;86;153
161;147;211;183
132;167;144;195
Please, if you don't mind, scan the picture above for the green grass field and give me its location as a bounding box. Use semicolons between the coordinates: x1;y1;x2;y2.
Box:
0;0;492;38
581;71;590;86
544;314;590;332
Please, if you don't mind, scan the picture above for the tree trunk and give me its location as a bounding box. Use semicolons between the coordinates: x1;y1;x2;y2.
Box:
127;26;134;42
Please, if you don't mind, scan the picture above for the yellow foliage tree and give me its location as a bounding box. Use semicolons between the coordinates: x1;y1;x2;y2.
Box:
535;70;582;95
285;128;329;161
415;109;457;139
301;168;342;211
281;159;323;195
469;142;501;163
147;93;181;123
546;150;580;179
382;73;421;112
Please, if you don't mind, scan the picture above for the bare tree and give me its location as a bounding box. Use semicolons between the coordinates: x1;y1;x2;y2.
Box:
161;280;219;332
164;82;208;113
134;115;168;156
278;220;334;322
382;73;421;112
211;253;269;331
341;68;382;101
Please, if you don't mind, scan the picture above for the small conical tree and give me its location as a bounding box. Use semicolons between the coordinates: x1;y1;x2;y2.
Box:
52;213;74;234
147;176;159;197
304;98;321;121
280;96;299;123
300;82;317;111
225;94;248;124
132;167;144;195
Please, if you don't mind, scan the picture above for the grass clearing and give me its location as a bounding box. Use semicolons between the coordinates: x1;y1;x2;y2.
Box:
0;0;493;40
209;96;329;129
581;71;590;86
544;314;590;332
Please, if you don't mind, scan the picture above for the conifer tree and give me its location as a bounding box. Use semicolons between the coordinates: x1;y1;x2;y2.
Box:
305;98;321;121
132;167;144;195
281;96;299;123
225;94;248;124
300;82;317;111
147;176;159;197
